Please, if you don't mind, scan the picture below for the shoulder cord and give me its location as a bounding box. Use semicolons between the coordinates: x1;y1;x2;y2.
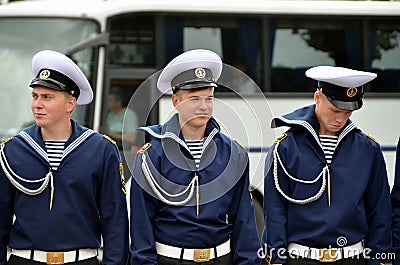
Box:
0;143;52;195
141;153;198;206
273;142;328;204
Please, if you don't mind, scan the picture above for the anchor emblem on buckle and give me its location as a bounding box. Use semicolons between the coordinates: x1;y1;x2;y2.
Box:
193;248;211;262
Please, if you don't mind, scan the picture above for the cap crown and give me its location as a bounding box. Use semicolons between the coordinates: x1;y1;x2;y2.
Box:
157;49;223;95
30;50;93;105
306;66;377;110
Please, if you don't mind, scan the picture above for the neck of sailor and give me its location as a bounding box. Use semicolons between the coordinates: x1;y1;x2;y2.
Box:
41;121;73;141
180;123;206;141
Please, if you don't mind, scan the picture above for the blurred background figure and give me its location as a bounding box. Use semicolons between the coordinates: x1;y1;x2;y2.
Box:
106;87;138;150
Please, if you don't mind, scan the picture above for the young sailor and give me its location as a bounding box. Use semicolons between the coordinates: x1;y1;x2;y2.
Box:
129;49;261;265
0;50;129;265
262;66;391;265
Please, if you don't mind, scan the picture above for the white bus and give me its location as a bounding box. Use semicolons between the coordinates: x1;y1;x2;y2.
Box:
1;0;400;235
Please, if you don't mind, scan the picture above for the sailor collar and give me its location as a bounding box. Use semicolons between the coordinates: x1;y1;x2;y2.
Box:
138;114;220;150
0;120;95;208
270;105;358;206
271;104;357;148
22;119;92;150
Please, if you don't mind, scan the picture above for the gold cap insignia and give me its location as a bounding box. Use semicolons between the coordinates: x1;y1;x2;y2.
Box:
70;90;75;95
194;68;206;78
347;87;357;97
39;69;51;80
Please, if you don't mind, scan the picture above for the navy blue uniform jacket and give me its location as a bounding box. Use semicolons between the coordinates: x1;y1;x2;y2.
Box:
391;138;400;265
0;120;129;265
262;105;391;265
130;114;261;265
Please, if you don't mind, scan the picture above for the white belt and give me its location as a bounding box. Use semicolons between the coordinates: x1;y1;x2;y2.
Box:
288;241;364;262
156;239;231;262
11;248;98;264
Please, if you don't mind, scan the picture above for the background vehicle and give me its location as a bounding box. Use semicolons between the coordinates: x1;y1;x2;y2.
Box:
1;0;400;237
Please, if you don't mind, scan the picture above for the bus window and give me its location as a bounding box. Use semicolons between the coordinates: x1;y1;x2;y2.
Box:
184;27;223;57
165;16;262;91
71;48;97;128
270;18;362;92
102;80;143;149
370;20;400;92
0;17;98;141
108;15;155;67
101;79;144;178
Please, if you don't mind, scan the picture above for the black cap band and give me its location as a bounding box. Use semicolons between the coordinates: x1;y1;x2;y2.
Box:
319;81;364;110
318;81;364;102
171;68;216;92
30;69;80;99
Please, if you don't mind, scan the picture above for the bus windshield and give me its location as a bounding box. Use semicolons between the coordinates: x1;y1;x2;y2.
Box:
0;18;99;141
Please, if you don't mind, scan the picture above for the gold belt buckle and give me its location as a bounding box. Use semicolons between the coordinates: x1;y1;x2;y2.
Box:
47;252;64;265
193;248;210;262
319;248;337;262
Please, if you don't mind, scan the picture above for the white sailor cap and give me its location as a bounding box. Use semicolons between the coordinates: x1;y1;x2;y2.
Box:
30;50;93;105
306;66;377;111
157;49;223;95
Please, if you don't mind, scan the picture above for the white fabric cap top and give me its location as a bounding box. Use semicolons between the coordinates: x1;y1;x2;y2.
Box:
30;50;93;105
305;66;377;110
305;66;377;88
157;49;223;95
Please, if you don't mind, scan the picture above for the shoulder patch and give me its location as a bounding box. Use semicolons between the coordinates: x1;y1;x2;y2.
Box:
138;143;152;154
275;133;287;143
103;134;116;145
367;134;379;144
234;139;246;150
119;162;127;196
1;137;13;145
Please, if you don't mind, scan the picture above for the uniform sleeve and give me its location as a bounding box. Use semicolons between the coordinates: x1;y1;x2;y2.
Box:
228;156;262;265
363;143;392;265
129;152;159;265
392;138;400;265
99;143;129;265
0;157;15;265
262;143;289;265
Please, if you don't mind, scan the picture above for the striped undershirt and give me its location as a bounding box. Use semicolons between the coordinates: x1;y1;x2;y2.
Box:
44;140;66;170
319;135;338;165
186;139;204;169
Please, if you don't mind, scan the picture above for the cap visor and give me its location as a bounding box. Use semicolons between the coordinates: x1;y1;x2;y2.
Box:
328;97;363;111
178;81;217;90
30;79;65;92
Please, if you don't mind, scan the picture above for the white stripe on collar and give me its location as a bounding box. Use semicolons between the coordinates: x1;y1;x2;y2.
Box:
19;131;48;161
139;126;218;153
275;117;356;148
18;129;95;163
275;117;321;148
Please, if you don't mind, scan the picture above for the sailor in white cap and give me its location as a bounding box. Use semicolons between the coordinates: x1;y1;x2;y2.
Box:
262;66;391;265
30;49;93;105
0;50;128;265
305;66;377;111
129;49;261;265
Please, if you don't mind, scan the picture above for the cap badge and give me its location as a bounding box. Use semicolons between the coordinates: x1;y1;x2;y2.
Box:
70;90;75;95
39;69;51;80
347;87;358;97
194;68;206;78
